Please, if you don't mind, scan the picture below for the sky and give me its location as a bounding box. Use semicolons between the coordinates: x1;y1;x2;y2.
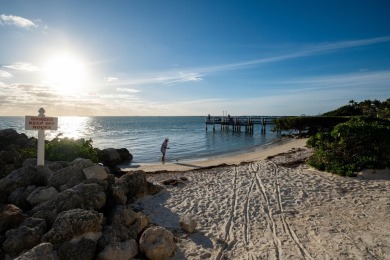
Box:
1;0;390;116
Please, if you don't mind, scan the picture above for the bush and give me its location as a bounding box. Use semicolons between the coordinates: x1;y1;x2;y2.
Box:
45;137;99;162
307;117;390;176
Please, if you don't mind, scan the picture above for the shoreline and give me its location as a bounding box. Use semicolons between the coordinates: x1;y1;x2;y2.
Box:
138;138;390;259
121;137;308;172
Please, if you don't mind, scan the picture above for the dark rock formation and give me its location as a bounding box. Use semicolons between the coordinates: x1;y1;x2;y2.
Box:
0;129;167;259
0;155;163;259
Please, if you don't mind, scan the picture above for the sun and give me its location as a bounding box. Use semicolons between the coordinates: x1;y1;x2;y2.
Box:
43;52;88;94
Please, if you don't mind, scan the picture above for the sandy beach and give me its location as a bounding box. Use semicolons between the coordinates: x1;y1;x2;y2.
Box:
134;138;390;259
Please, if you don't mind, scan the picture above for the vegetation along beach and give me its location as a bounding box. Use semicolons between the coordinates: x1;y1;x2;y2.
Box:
1;1;390;259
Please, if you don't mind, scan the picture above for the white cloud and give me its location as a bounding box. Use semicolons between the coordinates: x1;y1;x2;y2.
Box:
0;14;37;28
104;77;119;82
3;62;39;72
163;72;203;85
193;36;390;74
116;88;140;93
0;70;12;78
113;36;390;88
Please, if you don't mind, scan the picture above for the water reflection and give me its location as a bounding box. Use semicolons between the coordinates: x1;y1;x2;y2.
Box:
45;116;91;140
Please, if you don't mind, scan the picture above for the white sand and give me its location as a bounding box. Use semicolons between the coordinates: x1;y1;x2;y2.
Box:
135;138;390;259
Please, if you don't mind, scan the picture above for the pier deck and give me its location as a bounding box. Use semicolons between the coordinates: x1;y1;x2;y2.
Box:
205;115;283;132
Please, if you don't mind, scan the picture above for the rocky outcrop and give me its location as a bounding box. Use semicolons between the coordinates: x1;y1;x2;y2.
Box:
0;129;173;259
0;154;165;259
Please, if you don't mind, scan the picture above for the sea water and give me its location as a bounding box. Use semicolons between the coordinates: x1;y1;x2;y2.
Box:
0;116;284;164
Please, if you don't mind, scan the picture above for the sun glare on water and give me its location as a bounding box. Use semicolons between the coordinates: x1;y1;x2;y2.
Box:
43;52;88;94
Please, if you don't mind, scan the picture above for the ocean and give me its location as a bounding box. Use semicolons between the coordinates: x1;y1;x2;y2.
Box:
0;116;284;164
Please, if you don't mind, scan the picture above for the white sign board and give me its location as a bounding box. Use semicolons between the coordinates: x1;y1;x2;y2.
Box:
25;116;58;130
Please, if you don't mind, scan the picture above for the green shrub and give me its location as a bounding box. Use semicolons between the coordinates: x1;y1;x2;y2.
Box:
45;137;99;162
307;117;390;176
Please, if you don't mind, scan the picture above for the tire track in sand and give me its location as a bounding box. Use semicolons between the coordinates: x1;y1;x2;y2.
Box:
216;166;239;260
251;162;282;260
268;161;313;260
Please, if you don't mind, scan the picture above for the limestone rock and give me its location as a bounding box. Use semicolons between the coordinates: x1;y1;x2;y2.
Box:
42;208;103;245
97;239;138;260
109;205;137;227
32;183;106;226
97;210;148;249
112;170;150;204
83;165;109;180
27;186;59;207
139;226;175;260
2;217;47;256
0;166;43;194
47;164;86;191
14;242;55;260
8;185;36;211
0;204;26;234
179;215;197;233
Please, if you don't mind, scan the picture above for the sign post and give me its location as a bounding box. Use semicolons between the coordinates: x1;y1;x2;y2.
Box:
25;108;58;166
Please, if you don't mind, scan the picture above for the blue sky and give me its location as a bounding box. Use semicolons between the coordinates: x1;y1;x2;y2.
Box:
1;0;390;116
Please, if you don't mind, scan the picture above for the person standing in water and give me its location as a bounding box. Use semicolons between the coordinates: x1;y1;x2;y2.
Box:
161;138;169;162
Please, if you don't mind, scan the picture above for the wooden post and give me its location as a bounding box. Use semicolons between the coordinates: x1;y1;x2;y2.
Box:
37;108;46;166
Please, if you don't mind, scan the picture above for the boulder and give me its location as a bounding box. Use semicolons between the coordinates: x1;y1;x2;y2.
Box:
97;211;148;249
8;185;37;211
0;166;44;195
139;226;175;260
14;243;55;260
47;164;86;191
97;239;138;260
32;183;106;226
112;170;151;204
83;165;109;180
179;215;197;233
0;204;26;234
26;187;59;207
2;217;47;256
109;205;137;227
101;148;122;167
42;208;103;245
115;148;133;162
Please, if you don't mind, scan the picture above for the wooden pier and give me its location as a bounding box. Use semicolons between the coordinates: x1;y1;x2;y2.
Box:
205;115;282;133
